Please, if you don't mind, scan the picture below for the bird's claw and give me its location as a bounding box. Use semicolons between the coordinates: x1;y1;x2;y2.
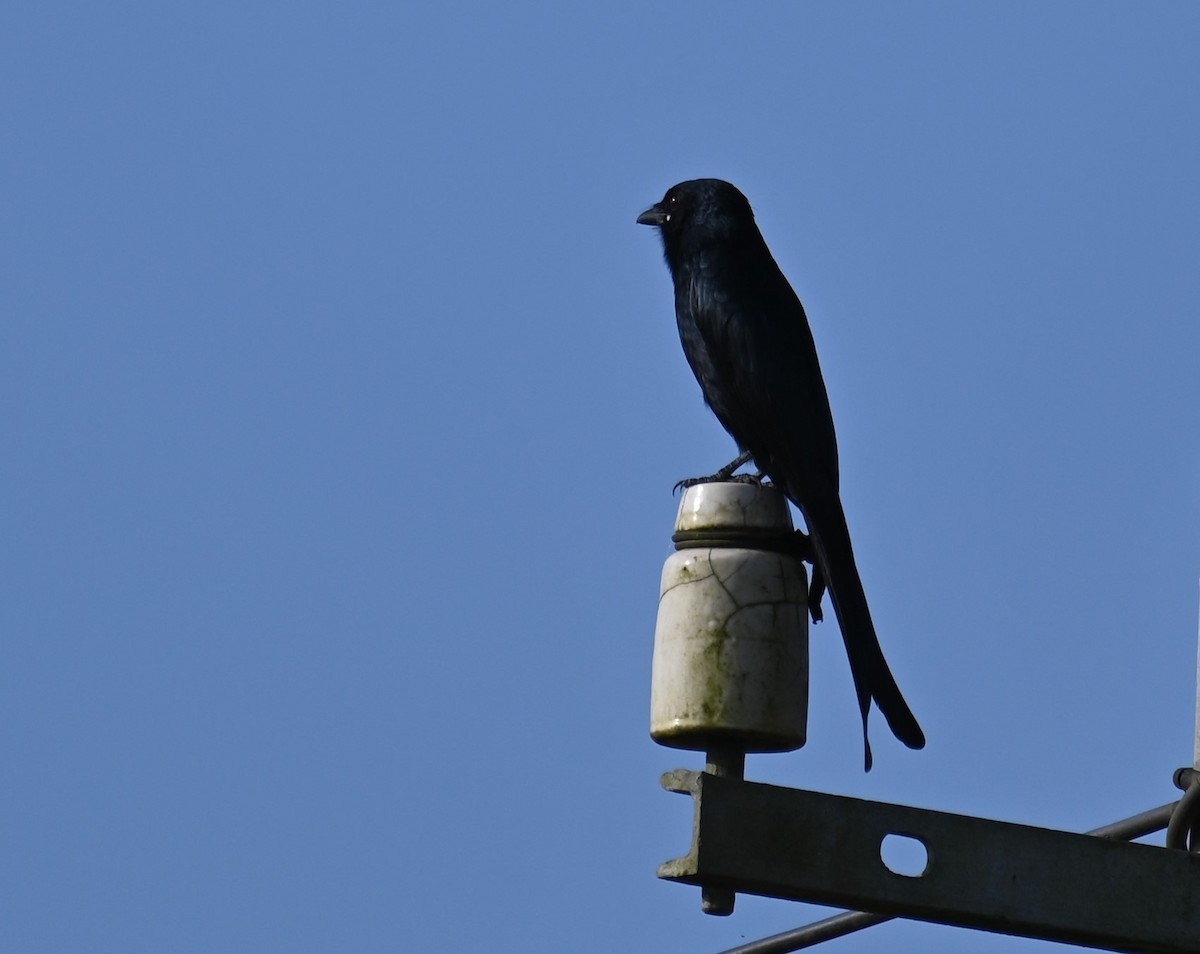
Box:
729;472;766;485
673;471;766;495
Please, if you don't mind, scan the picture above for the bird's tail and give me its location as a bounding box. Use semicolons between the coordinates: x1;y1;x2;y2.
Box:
805;498;925;771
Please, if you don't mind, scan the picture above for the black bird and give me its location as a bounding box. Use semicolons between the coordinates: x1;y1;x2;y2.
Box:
638;178;924;770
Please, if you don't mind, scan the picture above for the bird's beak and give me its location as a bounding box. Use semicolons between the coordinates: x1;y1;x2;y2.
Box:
637;204;668;227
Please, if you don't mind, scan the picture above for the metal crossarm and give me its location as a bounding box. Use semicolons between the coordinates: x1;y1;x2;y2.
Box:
660;770;1200;953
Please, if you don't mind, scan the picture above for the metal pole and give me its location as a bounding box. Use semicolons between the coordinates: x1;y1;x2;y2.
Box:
702;748;746;917
713;801;1179;954
716;911;890;954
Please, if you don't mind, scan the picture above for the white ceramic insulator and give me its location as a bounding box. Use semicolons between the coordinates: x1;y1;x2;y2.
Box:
650;482;809;752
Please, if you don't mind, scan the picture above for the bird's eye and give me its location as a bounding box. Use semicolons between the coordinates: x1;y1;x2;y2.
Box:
668;194;678;207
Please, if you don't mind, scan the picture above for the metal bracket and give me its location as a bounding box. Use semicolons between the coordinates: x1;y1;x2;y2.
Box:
660;770;1200;953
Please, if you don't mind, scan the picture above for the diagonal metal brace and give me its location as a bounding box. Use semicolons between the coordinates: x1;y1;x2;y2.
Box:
660;770;1200;953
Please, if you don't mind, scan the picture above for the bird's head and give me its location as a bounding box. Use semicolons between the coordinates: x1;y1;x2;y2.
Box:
637;178;755;262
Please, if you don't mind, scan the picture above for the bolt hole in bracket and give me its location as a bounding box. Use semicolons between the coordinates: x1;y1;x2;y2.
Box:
879;833;929;878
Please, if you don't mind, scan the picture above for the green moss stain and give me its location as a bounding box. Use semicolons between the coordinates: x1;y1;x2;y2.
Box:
697;623;733;721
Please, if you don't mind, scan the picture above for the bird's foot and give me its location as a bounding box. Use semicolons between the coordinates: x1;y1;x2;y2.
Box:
673;450;764;494
673;471;765;494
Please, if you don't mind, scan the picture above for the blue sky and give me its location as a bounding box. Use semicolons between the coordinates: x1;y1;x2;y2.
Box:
3;4;1198;952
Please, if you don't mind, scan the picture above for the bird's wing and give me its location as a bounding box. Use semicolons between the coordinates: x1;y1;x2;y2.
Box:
685;248;841;501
